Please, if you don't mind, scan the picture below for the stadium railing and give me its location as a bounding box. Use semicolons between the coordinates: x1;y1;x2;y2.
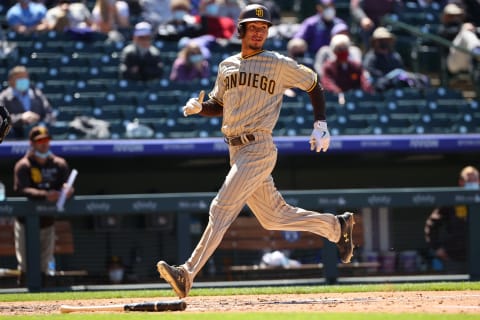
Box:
1;187;479;291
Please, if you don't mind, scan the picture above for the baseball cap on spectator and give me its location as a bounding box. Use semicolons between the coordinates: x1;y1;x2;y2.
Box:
330;34;350;50
372;27;394;40
331;23;348;36
29;126;51;142
134;22;152;37
171;0;191;11
318;0;334;5
443;3;464;15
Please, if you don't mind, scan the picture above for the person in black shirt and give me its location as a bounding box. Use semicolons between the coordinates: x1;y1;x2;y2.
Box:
119;21;164;82
13;126;74;286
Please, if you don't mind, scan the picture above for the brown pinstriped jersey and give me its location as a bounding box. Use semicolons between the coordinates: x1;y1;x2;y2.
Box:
209;50;317;137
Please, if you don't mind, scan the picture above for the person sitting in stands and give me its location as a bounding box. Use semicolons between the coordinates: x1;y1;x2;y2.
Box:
321;34;374;95
170;40;210;83
314;23;362;78
6;0;49;35
91;0;130;42
0;66;55;140
119;21;164;82
157;0;203;41
438;3;480;79
45;0;94;40
363;27;429;92
292;0;347;56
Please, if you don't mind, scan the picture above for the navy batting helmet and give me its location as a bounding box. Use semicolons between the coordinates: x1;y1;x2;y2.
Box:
237;4;272;37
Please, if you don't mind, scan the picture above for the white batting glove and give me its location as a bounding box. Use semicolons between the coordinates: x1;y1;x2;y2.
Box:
182;90;205;117
309;120;330;152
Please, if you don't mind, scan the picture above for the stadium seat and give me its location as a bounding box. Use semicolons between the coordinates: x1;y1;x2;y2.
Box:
386;100;424;122
375;117;417;135
56;105;94;121
339;118;374;135
419;115;457;134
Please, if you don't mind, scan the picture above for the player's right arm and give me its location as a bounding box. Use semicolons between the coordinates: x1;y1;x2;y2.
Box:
183;58;228;118
182;91;223;117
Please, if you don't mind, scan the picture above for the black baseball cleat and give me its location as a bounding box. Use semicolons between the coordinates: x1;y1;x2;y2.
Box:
157;261;190;298
336;212;355;263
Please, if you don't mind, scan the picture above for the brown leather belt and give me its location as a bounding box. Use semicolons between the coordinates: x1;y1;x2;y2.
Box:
224;134;255;146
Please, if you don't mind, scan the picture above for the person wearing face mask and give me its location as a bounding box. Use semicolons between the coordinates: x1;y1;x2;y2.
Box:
363;26;430;92
362;27;403;80
157;0;203;41
13;126;75;287
6;0;49;35
170;41;210;83
0;66;54;140
292;0;347;55
287;38;314;70
314;22;363;78
119;21;164;82
438;4;480;79
194;0;236;39
320;34;374;95
424;165;479;274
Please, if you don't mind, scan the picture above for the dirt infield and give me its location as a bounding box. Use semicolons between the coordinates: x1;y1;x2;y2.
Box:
1;291;479;315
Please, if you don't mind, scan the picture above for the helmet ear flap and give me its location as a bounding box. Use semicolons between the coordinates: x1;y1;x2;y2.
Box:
237;23;245;39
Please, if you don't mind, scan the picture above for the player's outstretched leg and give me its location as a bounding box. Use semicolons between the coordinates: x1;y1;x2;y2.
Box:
336;212;355;263
157;261;191;298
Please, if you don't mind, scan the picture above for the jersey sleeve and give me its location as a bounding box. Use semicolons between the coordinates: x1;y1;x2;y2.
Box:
280;55;318;92
209;59;228;106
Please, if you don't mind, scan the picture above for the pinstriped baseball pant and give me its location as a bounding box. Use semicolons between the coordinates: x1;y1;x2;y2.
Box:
183;132;341;281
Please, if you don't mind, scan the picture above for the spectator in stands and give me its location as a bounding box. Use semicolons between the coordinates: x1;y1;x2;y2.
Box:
286;38;314;70
198;0;245;21
424;165;479;273
0;66;54;140
13;125;75;287
450;0;480;25
138;0;172;29
363;27;429;92
438;3;480;78
6;0;49;35
195;0;237;39
157;0;204;41
35;0;57;8
170;40;210;83
0;25;18;62
45;0;93;33
119;21;164;81
349;0;402;49
219;0;245;21
246;0;280;25
91;0;130;41
320;34;374;95
178;34;217;60
284;38;314;98
293;0;347;56
314;22;362;78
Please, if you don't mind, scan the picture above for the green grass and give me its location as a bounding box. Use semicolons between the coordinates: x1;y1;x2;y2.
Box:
1;281;479;302
1;282;479;319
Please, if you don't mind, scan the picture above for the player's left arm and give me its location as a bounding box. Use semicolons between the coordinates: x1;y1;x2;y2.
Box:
306;80;331;153
282;58;331;152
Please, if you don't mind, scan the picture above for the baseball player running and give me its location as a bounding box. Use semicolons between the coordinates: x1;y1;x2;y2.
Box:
157;4;355;298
